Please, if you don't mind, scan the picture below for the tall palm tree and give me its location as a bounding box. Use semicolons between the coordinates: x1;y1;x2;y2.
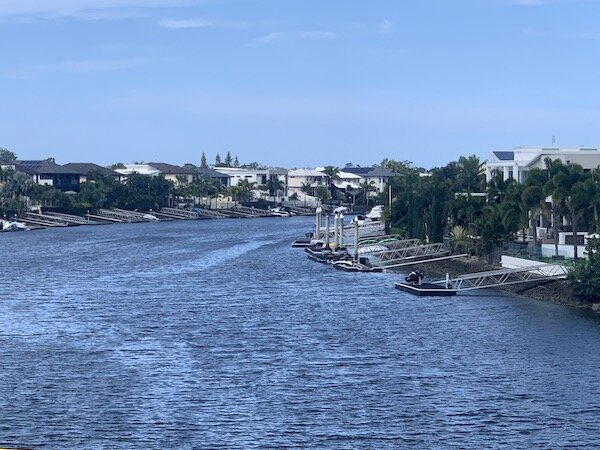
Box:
551;163;588;259
359;180;377;207
542;157;567;257
265;177;285;201
458;155;485;193
321;166;340;201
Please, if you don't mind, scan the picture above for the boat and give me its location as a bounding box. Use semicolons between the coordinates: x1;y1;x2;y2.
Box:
394;269;457;296
332;258;384;273
0;220;29;232
269;207;292;217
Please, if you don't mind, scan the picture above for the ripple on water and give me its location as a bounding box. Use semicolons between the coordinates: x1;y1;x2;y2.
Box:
0;217;599;448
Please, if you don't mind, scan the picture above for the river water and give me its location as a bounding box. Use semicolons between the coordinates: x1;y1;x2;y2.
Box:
0;217;599;449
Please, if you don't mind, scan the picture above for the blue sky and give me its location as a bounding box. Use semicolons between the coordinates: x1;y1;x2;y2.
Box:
1;0;599;168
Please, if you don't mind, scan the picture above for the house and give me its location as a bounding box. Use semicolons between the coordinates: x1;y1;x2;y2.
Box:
147;162;197;186
114;162;197;186
485;146;600;183
342;167;397;195
63;163;122;183
215;167;288;200
15;159;81;192
287;169;329;198
196;168;231;188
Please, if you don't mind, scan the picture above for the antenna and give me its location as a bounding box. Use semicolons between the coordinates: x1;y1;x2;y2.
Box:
552;135;556;145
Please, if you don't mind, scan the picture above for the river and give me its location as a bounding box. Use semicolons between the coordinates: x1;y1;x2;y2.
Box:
1;217;599;448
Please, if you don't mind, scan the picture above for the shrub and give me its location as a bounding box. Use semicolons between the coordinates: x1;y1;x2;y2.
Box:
568;237;600;302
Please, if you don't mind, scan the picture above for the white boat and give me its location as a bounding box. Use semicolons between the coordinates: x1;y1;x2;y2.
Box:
0;220;29;232
269;207;292;217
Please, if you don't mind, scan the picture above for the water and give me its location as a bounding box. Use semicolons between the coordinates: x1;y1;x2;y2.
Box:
1;217;599;449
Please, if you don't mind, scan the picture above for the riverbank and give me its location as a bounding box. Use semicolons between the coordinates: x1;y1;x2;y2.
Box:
402;256;600;312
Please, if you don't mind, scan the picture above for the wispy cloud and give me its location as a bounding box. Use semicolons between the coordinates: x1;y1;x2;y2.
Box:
249;30;335;46
378;20;394;35
5;58;153;79
158;18;212;29
511;0;591;5
0;0;195;19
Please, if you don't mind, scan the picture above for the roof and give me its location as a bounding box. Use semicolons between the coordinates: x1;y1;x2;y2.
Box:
289;169;330;177
147;162;197;175
197;168;230;178
15;159;79;175
344;167;396;177
492;151;515;161
63;163;118;177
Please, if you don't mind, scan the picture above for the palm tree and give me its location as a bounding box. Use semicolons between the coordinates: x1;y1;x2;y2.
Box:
551;163;588;259
359;180;377;206
321;166;340;201
265;177;285;201
542;157;567;257
458;155;485;193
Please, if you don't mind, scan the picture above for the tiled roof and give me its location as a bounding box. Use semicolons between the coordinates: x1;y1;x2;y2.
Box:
15;159;79;175
147;162;197;175
197;168;230;178
63;163;118;177
344;167;396;177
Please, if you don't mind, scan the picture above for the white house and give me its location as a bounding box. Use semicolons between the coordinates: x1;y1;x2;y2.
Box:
485;146;600;183
340;167;396;196
287;169;330;198
214;167;288;200
114;163;197;186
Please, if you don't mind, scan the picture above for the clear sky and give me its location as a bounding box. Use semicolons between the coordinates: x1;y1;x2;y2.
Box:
1;0;599;168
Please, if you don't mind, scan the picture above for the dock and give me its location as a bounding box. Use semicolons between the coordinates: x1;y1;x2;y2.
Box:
396;263;569;296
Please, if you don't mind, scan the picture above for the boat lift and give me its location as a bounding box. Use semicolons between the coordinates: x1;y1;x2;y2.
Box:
434;264;569;291
365;243;451;268
396;263;569;296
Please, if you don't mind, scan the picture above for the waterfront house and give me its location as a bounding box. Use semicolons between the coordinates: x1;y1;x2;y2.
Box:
215;167;288;200
342;167;397;195
485;146;600;183
287;169;329;198
196;168;231;188
63;163;123;183
114;163;197;186
15;159;81;192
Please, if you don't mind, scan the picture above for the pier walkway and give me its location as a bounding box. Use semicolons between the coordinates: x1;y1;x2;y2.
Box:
433;264;569;292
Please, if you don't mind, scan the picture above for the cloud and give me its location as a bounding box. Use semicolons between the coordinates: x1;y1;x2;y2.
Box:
250;30;335;46
511;0;591;5
0;0;195;19
158;18;212;29
5;58;153;79
378;20;393;35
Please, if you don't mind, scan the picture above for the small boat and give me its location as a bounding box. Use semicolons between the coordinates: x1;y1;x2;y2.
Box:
0;220;29;232
395;269;457;296
269;207;292;217
332;259;384;273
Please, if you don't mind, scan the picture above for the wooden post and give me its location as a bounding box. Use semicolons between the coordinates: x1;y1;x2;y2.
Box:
339;213;344;247
334;213;339;248
354;219;359;261
326;214;330;248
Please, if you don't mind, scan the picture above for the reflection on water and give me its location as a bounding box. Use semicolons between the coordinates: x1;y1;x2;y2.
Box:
0;217;599;448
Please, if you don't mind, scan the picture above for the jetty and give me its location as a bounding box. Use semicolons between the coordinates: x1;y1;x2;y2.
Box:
395;263;569;296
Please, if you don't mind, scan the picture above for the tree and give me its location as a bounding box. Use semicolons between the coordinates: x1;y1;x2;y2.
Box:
265;177;284;201
200;152;208;169
215;153;222;166
551;163;588;259
457;155;485;193
0;148;17;162
541;158;567;257
359;180;377;206
233;156;240;168
109;162;126;169
321;166;340;201
315;186;330;203
224;152;233;167
568;237;600;302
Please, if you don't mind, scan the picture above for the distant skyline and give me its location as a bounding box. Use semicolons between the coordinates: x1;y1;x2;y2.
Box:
2;0;600;168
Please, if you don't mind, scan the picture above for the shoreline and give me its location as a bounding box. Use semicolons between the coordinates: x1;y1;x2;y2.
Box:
399;256;600;313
